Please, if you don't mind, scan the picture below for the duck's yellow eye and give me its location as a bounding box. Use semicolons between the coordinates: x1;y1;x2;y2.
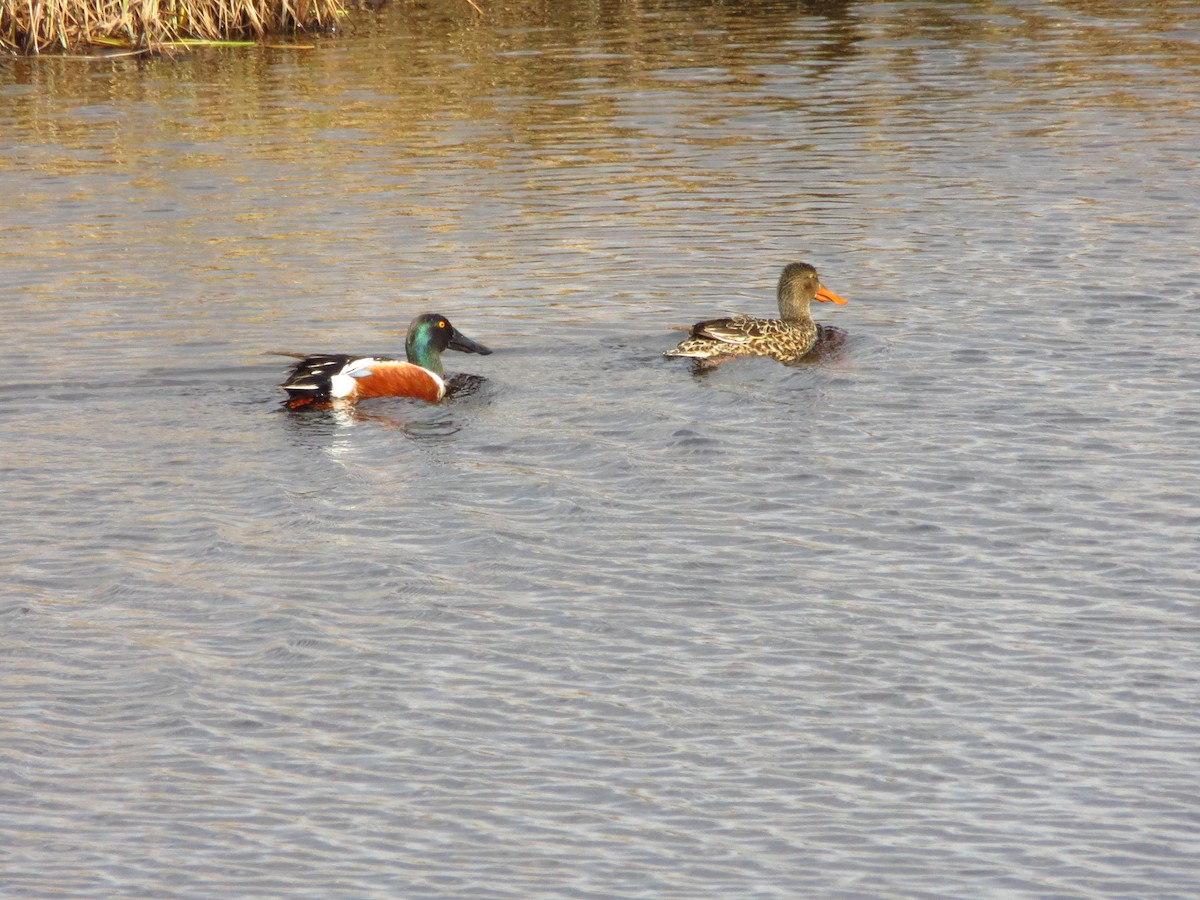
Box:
439;320;447;329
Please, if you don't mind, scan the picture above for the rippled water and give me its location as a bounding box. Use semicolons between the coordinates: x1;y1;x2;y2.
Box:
3;1;1200;895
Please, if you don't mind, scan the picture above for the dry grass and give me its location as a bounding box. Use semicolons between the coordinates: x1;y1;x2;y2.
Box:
1;0;345;53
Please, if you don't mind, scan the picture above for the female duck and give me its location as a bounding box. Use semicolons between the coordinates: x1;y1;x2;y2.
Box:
281;313;491;408
665;262;847;363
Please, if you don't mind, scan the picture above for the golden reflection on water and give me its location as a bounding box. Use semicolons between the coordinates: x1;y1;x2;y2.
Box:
2;0;1198;170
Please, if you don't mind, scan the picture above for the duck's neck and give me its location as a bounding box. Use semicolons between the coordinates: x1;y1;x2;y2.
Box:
406;332;445;376
778;290;814;324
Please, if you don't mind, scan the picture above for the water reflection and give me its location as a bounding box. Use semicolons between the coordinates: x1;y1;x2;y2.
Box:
278;373;490;440
4;1;1196;154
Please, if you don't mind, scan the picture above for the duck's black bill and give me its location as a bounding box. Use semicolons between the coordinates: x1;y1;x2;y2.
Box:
448;328;492;355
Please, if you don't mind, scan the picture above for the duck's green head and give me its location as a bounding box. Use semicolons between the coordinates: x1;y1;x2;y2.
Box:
405;313;493;376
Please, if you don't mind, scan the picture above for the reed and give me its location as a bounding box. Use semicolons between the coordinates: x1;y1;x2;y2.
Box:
1;0;344;54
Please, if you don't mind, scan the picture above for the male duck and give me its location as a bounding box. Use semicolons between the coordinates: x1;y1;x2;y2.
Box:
665;262;847;363
280;312;491;408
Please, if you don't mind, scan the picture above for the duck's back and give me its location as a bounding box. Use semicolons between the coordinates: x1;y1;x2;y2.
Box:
667;315;817;361
281;354;445;407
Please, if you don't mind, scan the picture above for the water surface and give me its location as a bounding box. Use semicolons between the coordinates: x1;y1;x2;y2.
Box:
3;1;1200;896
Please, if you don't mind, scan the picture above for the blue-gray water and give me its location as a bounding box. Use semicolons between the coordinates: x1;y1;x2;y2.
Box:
3;1;1199;895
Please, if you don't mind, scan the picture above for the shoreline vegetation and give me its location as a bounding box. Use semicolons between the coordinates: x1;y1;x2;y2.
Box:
1;0;350;55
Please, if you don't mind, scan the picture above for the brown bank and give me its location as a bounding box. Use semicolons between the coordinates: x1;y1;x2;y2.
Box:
1;0;345;54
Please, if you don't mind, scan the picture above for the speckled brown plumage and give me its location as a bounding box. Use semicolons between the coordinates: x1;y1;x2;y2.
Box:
665;262;847;362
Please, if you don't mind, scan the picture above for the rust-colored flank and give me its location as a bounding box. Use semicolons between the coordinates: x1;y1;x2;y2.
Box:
350;361;443;403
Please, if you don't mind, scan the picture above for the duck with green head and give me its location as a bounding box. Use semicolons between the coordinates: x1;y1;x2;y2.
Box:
281;312;492;408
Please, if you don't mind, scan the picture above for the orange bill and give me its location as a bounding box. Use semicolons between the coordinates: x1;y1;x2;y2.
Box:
815;283;848;305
